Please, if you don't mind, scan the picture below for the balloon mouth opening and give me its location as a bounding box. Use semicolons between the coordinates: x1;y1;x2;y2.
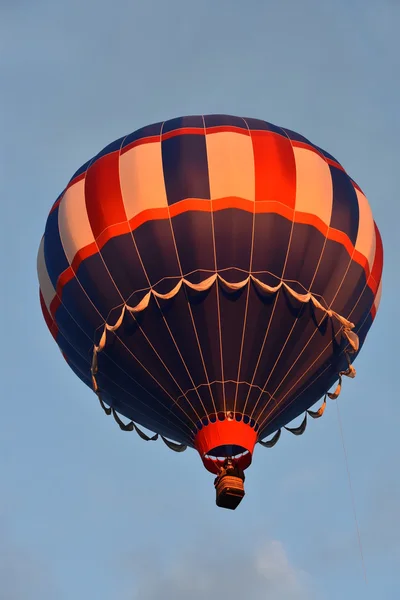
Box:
205;444;249;458
203;448;252;475
194;418;257;474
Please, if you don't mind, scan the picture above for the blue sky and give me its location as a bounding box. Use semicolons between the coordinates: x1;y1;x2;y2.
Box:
1;0;399;598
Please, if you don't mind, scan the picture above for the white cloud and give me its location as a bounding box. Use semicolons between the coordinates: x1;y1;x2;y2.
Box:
255;541;311;598
131;539;318;600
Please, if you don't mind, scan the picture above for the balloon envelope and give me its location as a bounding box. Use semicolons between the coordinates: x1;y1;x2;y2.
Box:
37;115;383;473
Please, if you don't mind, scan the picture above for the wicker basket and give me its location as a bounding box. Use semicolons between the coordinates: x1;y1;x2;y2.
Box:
215;475;245;510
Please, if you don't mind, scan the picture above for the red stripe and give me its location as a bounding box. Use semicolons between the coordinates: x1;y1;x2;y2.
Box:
368;223;383;297
56;266;75;296
51;173;86;212
255;200;294;221
206;125;250;136
328;227;355;259
49;242;100;319
40;290;58;339
85;152;127;239
291;140;325;160
120;135;160;155
364;223;384;320
295;211;329;238
370;304;377;320
169;198;212;217
50;295;61;317
96;221;130;249
353;248;370;279
71;241;98;273
325;157;346;173
252;131;297;208
65;171;86;191
162;127;203;140
49;197;62;214
370;222;383;285
128;198;294;228
50;203;381;309
215;196;257;213
130;206;172;231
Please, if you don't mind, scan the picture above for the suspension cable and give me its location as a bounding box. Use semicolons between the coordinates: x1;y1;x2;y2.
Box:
336;400;368;584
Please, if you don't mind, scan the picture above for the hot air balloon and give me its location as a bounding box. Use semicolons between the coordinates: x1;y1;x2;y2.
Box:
37;115;383;510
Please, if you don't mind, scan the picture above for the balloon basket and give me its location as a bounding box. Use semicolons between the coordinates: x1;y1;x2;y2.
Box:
215;475;245;510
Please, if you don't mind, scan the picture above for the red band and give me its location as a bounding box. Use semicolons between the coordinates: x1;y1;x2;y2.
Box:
194;419;257;474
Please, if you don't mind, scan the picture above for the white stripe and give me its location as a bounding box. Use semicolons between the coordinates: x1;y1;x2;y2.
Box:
58;179;95;264
206;132;255;200
37;236;56;311
354;188;376;271
293;148;333;226
119;142;168;221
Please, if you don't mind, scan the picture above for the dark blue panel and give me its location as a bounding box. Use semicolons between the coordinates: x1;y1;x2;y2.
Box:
162;134;210;204
98;334;181;409
213;209;253;272
95;136;126;159
187;285;223;393
100;383;194;444
330;260;370;321
280;127;312;144
163;115;204;133
355;311;373;349
244;118;286;136
155;287;215;411
330;166;359;245
94;346;194;443
250;291;308;392
133;219;181;286
59;276;104;338
204;114;247;129
75;252;124;319
68;159;92;184
260;315;347;430
171;211;215;276
252;213;292;278
315;146;341;165
218;281;251;382
237;285;341;425
259;299;337;406
69;159;92;182
334;268;374;348
281;128;325;155
354;289;375;335
233;284;277;416
122;122;163;147
310;238;352;306
119;297;196;397
56;334;91;373
65;357;92;389
43;207;69;288
100;233;149;300
97;325;200;434
54;301;95;356
50;191;64;211
260;358;339;438
56;330;92;382
282;223;327;290
110;393;193;444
